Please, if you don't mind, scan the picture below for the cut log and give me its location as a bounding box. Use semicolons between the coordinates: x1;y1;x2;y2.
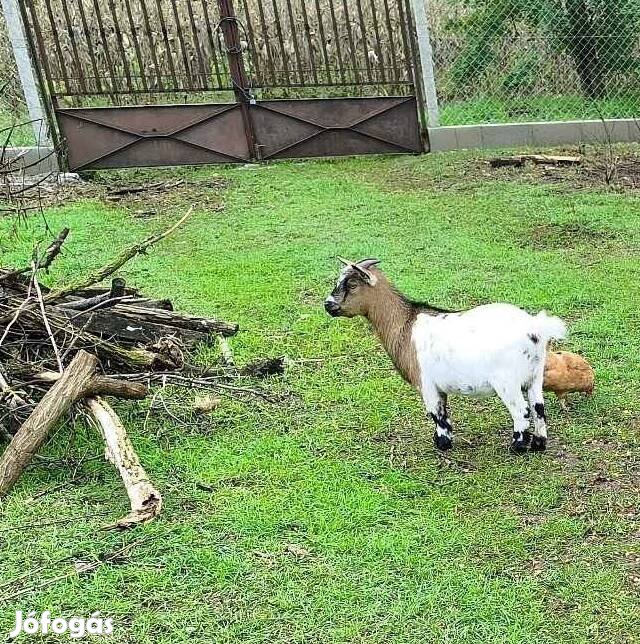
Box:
0;350;98;496
86;397;162;528
112;305;238;337
489;156;526;168
524;154;582;166
52;307;210;347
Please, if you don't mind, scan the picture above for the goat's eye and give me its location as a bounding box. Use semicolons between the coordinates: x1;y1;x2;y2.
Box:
347;279;359;291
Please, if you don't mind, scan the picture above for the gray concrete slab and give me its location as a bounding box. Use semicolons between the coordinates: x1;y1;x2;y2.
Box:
4;146;59;175
429;119;640;152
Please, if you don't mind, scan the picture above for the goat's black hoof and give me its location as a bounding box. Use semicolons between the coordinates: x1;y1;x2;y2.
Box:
434;432;453;451
530;436;547;452
510;440;529;455
523;431;533;446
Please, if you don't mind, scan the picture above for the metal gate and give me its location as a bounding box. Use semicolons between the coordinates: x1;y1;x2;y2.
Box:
19;0;424;169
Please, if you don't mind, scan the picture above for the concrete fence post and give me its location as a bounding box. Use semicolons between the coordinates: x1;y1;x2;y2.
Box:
409;0;440;128
1;0;52;146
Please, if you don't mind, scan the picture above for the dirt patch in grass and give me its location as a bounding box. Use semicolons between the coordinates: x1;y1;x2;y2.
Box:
1;172;229;222
523;221;623;251
514;151;640;192
364;145;640;195
93;174;229;216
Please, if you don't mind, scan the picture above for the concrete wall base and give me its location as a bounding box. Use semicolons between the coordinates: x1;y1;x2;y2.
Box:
428;119;640;152
4;146;59;175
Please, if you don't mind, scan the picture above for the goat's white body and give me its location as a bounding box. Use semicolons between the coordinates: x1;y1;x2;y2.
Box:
412;303;566;451
412;304;565;398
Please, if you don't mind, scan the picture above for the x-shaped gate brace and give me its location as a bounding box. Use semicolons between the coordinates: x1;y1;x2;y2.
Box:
58;96;421;170
57;104;251;170
253;97;421;159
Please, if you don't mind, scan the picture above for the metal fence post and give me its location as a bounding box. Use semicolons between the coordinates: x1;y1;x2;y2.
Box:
217;0;258;160
409;0;440;127
1;0;52;145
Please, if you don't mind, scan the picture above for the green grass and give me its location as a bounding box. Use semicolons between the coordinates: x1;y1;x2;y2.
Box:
440;93;640;125
0;106;37;147
1;153;639;643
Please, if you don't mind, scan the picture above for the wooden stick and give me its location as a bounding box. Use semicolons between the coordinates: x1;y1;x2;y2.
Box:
0;350;99;496
44;208;194;304
33;371;149;400
86;397;162;528
0;228;69;283
32;261;63;373
218;335;235;367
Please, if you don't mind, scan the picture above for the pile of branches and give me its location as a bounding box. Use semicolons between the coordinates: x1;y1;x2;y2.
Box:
0;210;281;528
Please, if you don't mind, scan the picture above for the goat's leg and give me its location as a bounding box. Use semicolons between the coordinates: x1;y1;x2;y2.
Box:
526;374;548;452
493;382;532;454
422;385;453;451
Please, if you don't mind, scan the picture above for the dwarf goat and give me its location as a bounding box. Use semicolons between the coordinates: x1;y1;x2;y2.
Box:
324;258;567;453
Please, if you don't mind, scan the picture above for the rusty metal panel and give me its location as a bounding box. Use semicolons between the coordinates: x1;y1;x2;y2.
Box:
251;97;422;160
56;97;422;169
56;104;251;169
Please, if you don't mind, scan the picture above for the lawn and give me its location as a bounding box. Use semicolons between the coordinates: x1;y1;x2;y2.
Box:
0;151;639;643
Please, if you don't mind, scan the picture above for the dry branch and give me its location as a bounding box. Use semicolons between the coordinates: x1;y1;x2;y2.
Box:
0;350;98;496
43;207;194;305
0;350;154;495
33;371;149;400
0;228;70;283
86;397;162;528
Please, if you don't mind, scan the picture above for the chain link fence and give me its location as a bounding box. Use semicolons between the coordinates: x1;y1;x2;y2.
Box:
428;0;640;125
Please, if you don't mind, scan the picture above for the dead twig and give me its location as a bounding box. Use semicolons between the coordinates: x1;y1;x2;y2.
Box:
32;261;63;373
44;207;194;305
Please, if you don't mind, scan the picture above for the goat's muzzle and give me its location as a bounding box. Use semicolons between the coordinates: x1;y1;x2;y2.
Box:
324;300;342;317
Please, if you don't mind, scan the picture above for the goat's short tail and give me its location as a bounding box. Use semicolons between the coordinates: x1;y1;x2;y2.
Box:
533;311;567;342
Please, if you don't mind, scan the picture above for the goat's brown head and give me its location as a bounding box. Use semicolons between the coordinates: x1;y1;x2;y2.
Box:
324;257;381;318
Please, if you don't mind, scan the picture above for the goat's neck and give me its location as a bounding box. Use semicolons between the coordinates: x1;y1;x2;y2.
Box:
365;282;420;388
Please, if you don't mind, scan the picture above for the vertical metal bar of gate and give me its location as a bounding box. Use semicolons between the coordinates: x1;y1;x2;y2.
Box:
217;0;258;160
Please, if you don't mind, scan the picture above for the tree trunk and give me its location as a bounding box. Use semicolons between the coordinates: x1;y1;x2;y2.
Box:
565;0;607;99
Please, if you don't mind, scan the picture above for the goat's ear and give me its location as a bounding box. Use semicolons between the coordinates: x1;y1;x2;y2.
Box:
352;264;377;285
